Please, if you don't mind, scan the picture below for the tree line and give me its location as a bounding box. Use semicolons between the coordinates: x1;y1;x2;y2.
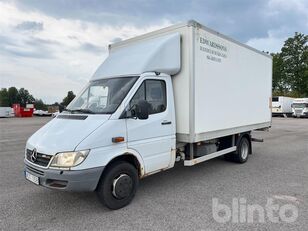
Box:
272;32;308;97
0;87;76;110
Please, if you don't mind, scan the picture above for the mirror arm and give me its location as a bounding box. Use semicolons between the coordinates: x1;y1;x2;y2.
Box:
119;104;137;119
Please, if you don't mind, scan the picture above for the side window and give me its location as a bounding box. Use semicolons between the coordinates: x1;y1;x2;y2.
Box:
272;97;278;102
129;80;167;115
146;80;166;114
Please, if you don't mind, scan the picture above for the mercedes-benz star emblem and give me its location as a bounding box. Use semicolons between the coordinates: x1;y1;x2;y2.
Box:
31;148;38;162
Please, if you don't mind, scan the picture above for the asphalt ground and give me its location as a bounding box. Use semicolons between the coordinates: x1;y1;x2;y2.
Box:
0;117;307;231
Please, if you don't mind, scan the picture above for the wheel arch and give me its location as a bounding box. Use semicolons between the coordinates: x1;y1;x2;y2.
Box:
97;149;145;185
107;153;143;175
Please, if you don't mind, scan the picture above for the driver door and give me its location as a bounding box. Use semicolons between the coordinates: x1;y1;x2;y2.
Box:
126;78;174;174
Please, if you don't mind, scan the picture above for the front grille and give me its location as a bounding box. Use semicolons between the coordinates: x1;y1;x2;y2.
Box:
295;109;303;114
26;149;52;167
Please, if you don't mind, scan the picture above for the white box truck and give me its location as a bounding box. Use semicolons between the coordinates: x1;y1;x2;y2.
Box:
24;20;272;209
272;96;294;117
292;98;308;117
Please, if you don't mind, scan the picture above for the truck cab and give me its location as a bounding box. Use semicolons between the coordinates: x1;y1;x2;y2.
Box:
25;72;177;209
292;98;308;117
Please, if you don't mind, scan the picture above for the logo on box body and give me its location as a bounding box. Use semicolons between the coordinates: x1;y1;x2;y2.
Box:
199;36;228;63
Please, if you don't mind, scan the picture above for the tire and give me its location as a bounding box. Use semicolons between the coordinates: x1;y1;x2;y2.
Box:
224;136;250;163
96;161;139;210
233;136;250;163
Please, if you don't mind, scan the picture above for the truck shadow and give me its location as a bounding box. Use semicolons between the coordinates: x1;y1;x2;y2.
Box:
138;157;231;192
23;157;245;215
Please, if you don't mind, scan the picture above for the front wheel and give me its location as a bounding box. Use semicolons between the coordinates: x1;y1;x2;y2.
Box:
96;161;139;210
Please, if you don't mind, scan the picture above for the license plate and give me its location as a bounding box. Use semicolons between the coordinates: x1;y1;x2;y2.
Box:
25;171;39;185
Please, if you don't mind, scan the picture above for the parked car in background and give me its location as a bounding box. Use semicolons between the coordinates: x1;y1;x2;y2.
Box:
51;111;59;118
33;110;51;116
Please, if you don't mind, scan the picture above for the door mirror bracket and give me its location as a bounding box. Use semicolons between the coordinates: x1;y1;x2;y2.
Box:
120;100;149;120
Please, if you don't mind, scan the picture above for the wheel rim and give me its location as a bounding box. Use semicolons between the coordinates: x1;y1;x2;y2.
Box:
112;174;133;199
241;141;249;160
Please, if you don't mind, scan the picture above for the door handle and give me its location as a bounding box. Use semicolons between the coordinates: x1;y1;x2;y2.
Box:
161;121;172;125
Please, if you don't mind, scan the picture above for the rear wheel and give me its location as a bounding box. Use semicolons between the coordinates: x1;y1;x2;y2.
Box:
233;136;250;163
224;136;250;163
97;161;139;210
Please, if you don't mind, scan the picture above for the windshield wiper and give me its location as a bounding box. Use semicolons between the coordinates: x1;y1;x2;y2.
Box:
63;108;96;114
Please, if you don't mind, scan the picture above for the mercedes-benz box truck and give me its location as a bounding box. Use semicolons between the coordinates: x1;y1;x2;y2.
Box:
24;20;272;209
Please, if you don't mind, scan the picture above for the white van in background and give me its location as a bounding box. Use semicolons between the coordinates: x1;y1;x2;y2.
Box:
0;107;14;118
272;96;293;117
292;98;308;118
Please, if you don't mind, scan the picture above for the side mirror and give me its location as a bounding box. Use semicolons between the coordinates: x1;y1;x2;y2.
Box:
135;100;149;120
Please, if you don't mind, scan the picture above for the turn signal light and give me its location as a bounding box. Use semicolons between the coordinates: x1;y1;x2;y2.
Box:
112;137;125;143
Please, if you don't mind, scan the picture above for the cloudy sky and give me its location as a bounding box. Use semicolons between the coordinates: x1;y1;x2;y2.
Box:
0;0;307;103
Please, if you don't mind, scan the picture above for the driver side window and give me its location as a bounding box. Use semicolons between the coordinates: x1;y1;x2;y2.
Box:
130;79;167;115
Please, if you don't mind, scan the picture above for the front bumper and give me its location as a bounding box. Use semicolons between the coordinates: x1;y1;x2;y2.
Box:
24;160;104;191
272;112;292;116
293;112;308;117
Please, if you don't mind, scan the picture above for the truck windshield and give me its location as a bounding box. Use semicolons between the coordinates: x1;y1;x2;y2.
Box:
292;103;306;108
67;77;138;114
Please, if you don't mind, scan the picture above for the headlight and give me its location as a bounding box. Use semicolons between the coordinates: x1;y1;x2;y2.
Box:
50;150;90;168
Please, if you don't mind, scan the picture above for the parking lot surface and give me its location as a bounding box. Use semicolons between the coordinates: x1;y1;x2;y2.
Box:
0;117;307;230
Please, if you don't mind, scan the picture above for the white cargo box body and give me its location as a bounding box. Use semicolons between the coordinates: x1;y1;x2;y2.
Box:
272;96;293;114
189;22;272;142
94;21;272;143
